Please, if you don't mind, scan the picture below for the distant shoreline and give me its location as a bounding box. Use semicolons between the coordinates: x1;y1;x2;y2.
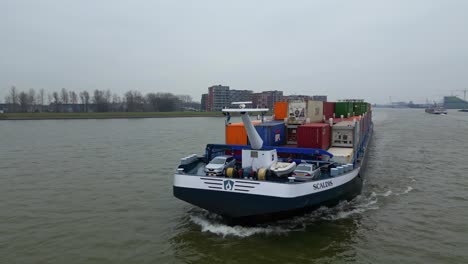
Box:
0;112;225;120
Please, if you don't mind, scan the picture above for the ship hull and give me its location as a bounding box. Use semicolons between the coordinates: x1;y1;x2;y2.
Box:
173;123;373;223
174;171;363;223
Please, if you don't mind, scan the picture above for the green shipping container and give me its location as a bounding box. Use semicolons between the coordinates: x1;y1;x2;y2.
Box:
353;102;369;116
353;102;362;116
335;102;353;117
360;102;368;115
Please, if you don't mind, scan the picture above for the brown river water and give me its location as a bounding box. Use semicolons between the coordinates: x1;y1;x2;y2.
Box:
1;108;467;263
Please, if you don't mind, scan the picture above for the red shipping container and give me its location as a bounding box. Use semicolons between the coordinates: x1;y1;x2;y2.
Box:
323;102;335;121
297;123;331;150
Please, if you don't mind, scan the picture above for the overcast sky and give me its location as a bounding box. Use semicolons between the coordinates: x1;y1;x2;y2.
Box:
2;0;468;104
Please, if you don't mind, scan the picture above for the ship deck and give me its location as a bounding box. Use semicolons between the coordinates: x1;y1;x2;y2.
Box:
178;159;339;184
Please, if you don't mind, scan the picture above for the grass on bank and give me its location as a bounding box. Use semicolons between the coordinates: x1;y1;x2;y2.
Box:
0;111;225;119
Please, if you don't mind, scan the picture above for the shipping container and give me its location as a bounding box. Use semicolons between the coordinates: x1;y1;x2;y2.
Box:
328;147;354;164
354;119;361;148
360;114;366;144
287;100;307;124
225;121;261;145
353;102;367;115
254;121;286;146
297;123;331;150
286;125;298;144
335;102;353;117
331;121;355;148
306;100;324;123
323;102;335;120
225;122;248;145
274;102;288;120
352;102;359;116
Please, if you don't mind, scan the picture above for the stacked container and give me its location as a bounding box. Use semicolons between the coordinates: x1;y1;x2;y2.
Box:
359;109;372;143
334;102;354;117
297;123;331;149
287;100;307;124
323;102;335;120
328;147;354;164
331;121;356;148
254;121;286;146
363;103;368;114
225;121;261;145
225;122;249;145
306;101;324;123
353;102;362;116
286;125;298;144
358;102;369;115
274;102;288;120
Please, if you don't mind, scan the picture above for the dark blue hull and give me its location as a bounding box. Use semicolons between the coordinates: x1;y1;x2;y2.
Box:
174;173;363;223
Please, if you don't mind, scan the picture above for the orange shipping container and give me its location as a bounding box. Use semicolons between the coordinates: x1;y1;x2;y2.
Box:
274;102;288;120
225;121;261;145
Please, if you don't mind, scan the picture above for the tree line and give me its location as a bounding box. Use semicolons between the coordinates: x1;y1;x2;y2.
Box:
3;86;199;113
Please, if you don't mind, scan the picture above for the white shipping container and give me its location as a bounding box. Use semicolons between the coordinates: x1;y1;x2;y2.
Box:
328;147;355;164
306;100;324;123
332;121;355;148
288;100;307;124
288;100;307;119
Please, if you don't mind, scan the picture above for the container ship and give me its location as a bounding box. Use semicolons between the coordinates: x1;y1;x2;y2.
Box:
173;99;373;223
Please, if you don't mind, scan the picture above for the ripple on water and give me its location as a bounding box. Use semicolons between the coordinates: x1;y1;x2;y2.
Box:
187;191;382;238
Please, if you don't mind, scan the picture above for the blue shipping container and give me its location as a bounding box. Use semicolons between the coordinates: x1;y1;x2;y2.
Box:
254;121;286;146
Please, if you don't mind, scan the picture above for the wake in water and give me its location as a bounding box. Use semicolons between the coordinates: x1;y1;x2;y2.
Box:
189;213;291;238
187;185;416;238
187;192;381;238
397;186;413;195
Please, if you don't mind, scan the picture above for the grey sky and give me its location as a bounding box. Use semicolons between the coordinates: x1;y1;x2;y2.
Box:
2;0;468;104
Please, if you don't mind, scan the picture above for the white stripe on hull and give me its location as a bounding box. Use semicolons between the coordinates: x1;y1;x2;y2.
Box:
173;167;360;198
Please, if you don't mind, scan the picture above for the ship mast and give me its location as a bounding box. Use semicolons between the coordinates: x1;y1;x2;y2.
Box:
222;102;268;150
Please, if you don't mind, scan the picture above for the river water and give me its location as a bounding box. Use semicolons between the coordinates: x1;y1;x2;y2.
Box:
1;109;467;263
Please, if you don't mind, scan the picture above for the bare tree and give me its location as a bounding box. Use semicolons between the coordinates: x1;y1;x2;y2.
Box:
93;89;110;112
146;93;159;111
4;95;11;111
111;93;122;111
70;91;78;104
19;91;29;112
52;91;60;112
143;92;179;112
157;92;178;112
28;89;36;112
79;92;85;112
37;89;45;112
61;88;69;104
112;93;121;104
80;91;90;112
177;94;192;103
9;86;19;112
125;90;144;112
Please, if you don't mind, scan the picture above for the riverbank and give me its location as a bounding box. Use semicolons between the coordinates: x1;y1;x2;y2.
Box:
0;112;225;120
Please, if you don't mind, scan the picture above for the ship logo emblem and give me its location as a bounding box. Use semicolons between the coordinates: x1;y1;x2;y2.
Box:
224;180;234;191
